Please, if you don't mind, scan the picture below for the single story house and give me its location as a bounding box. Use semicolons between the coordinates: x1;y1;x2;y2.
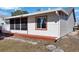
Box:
4;8;76;40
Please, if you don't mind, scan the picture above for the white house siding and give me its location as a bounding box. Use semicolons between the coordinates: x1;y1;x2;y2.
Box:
60;12;75;37
2;24;10;33
28;12;60;38
10;30;28;34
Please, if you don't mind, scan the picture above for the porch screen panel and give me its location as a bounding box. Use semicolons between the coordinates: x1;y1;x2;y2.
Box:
21;18;27;30
15;18;20;30
10;19;14;30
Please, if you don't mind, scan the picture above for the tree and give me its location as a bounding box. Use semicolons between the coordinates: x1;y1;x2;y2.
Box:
11;10;28;16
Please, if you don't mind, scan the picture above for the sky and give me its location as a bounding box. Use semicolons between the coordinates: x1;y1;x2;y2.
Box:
0;7;79;23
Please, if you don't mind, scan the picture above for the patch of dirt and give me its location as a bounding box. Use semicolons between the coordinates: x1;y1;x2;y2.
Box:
56;30;79;52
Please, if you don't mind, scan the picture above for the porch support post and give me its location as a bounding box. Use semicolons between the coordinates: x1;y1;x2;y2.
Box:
14;18;15;30
20;17;21;30
27;17;28;34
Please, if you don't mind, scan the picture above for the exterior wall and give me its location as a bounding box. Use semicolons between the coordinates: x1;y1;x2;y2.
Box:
3;8;75;40
10;30;27;34
28;12;60;38
60;12;75;37
3;11;75;39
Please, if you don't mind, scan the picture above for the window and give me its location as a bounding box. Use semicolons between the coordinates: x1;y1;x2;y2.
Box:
36;16;47;30
21;18;27;30
10;19;14;30
15;18;20;30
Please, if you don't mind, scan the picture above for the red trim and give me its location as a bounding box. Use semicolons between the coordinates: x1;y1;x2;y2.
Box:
35;28;47;30
35;16;47;30
13;33;57;41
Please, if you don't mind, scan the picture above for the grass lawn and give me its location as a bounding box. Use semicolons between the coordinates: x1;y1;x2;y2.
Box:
0;40;48;52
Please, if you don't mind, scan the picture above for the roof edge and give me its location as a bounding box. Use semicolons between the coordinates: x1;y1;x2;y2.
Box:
5;8;69;19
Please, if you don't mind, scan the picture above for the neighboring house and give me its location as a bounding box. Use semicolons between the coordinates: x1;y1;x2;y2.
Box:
4;8;76;40
0;15;6;33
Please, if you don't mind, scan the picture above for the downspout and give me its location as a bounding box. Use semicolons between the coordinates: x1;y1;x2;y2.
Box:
72;8;76;31
73;8;76;23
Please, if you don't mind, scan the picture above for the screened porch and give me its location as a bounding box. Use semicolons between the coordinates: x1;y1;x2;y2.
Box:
9;17;28;34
